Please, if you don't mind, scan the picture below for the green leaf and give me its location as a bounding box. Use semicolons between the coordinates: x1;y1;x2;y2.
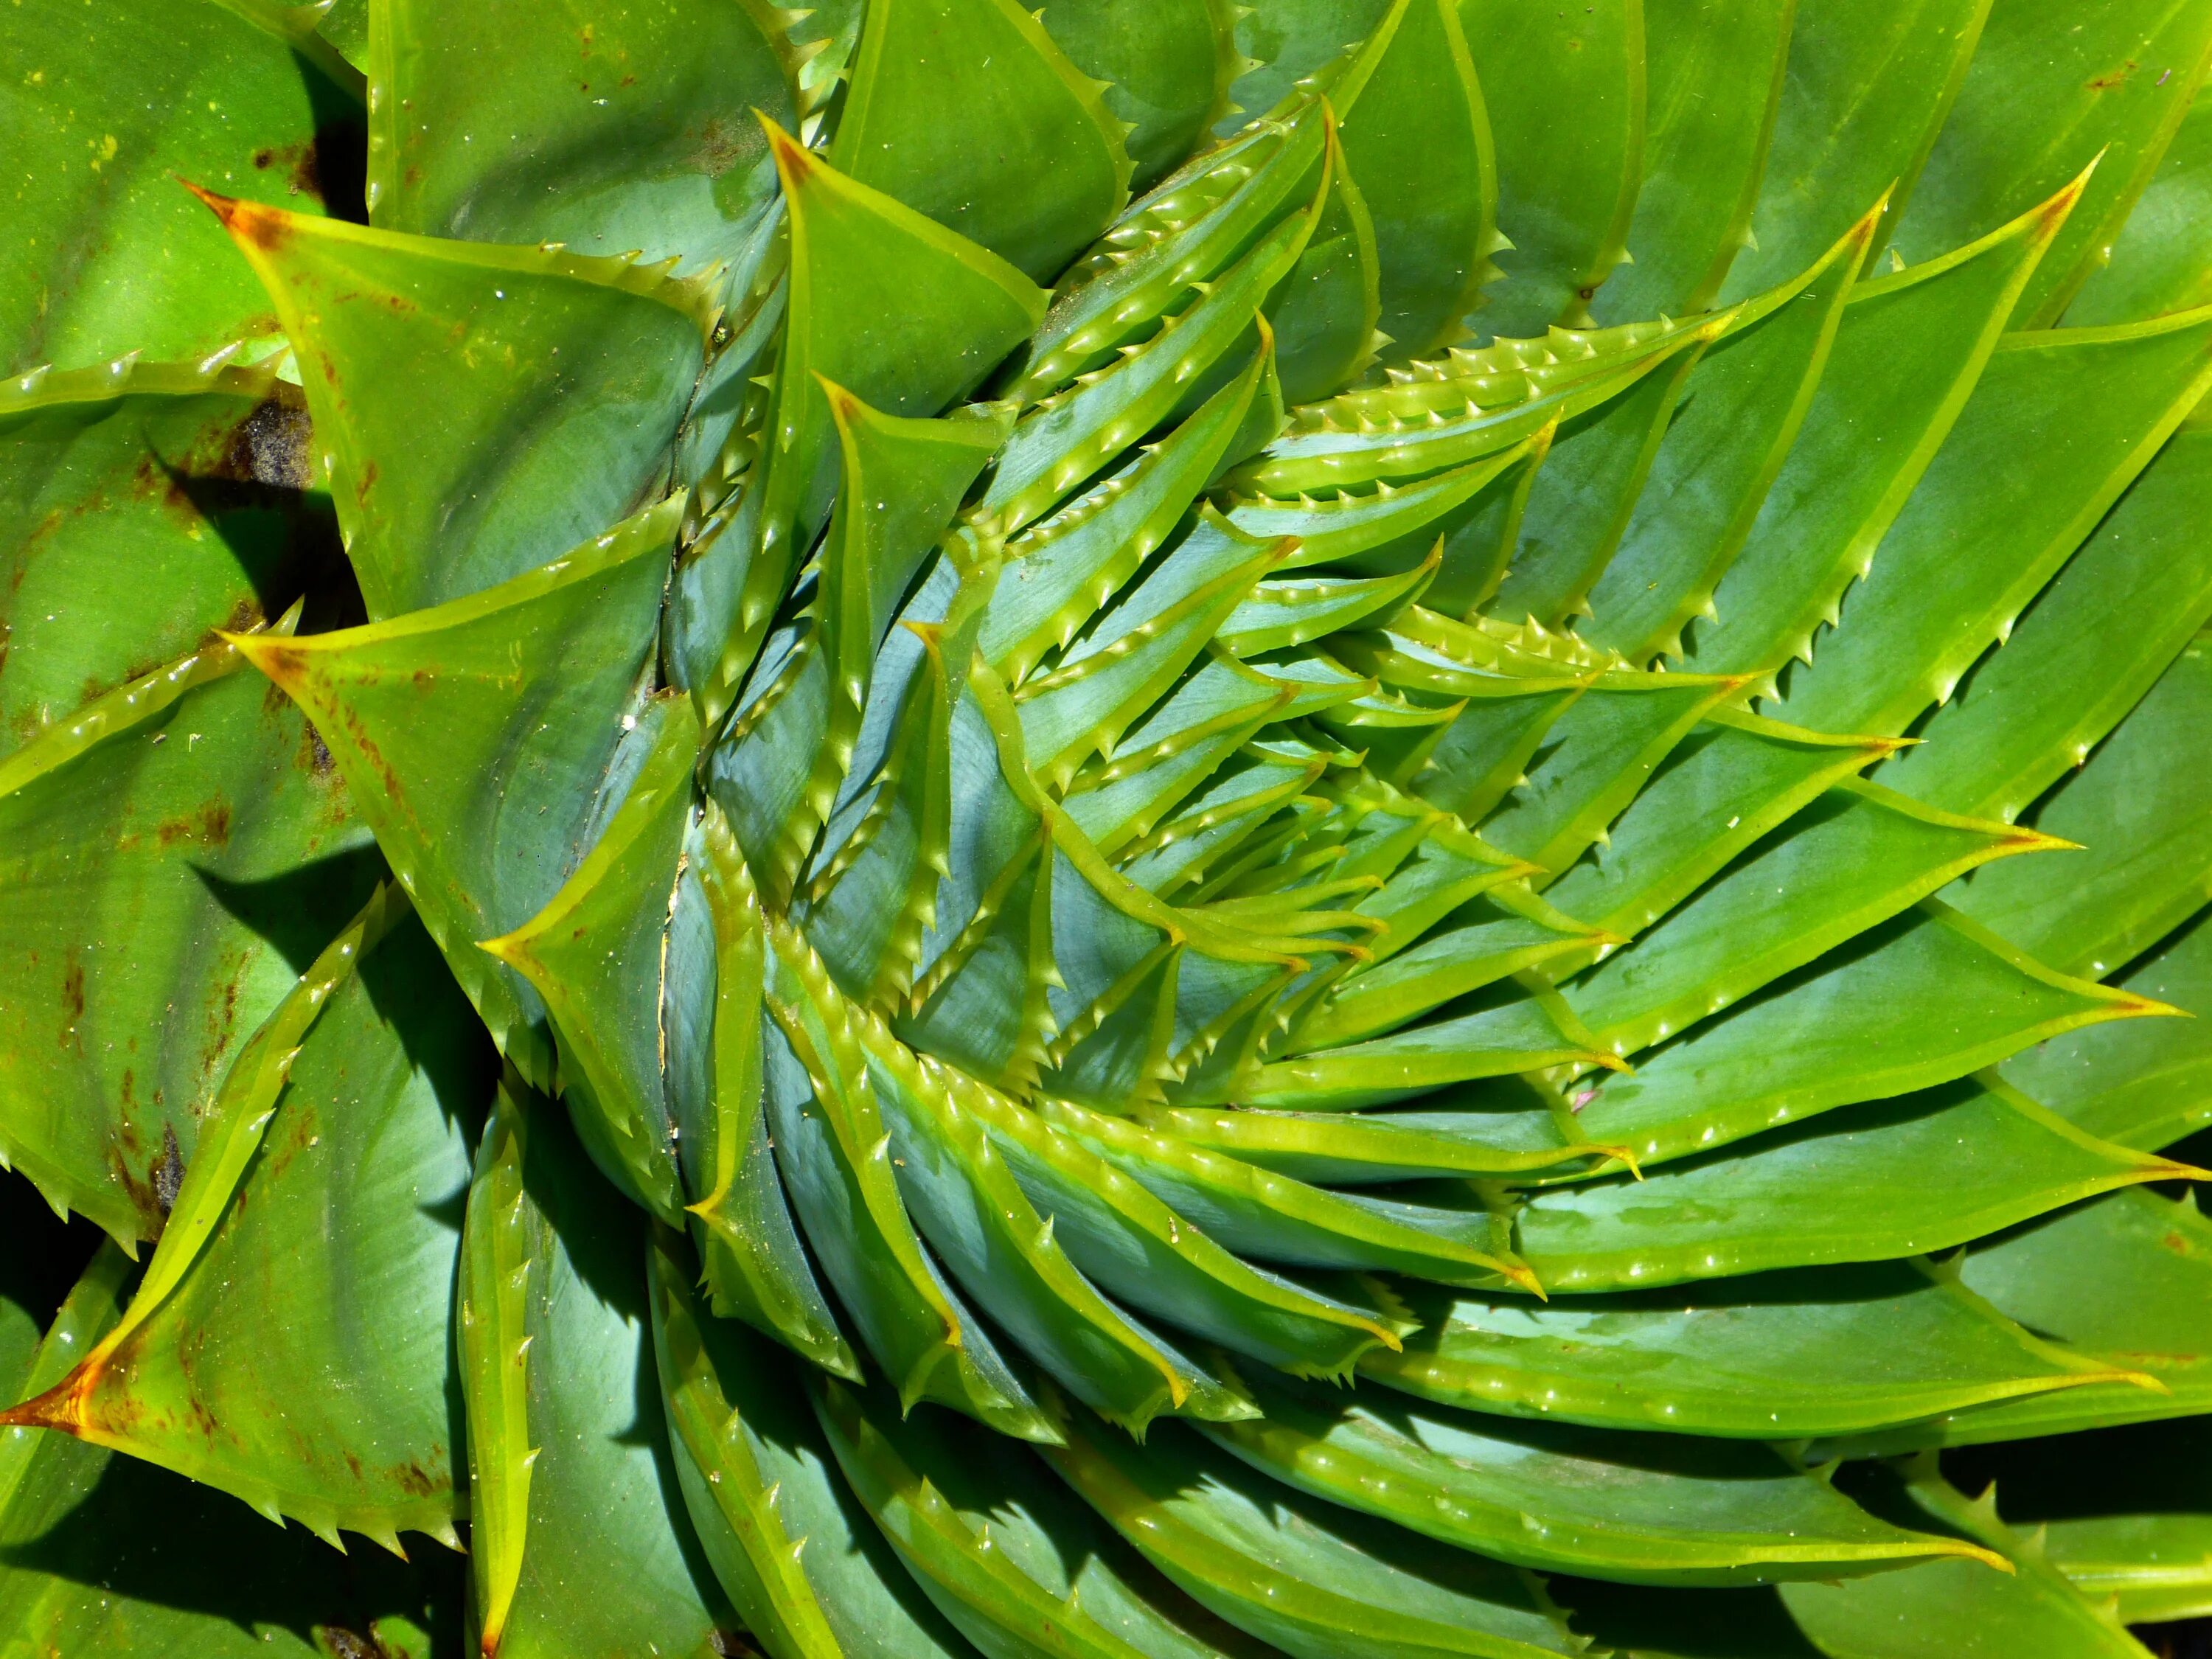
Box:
456;1082;532;1657
1332;0;1496;360
677;800;861;1371
1890;0;2212;324
1460;0;1642;335
1360;1262;2156;1439
832;0;1131;282
1199;1363;2002;1586
1778;1464;2150;1659
475;1098;736;1659
1035;1094;1537;1290
1564;899;2177;1171
1042;1402;1586;1659
1719;0;1986;300
484;696;700;1222
232;498;678;1092
1593;0;1795;321
1520;1073;2197;1293
1775;307;2212;741
2000;906;2212;1153
1541;713;1896;942
1579;213;1874;663
0;355;340;761
813;1378;1259;1659
0;1245;458;1658
198;189;709;618
1034;0;1239;192
0;634;378;1244
1879;424;2212;822
648;1226;975;1659
0;0;363;375
1947;636;2212;980
1955;1419;2212;1626
1239;986;1621;1112
764;914;1058;1441
678;125;1046;718
1562;780;2061;1061
1889;1187;2212;1444
2068;90;2212;324
369;0;797;269
1681;180;2073;682
1;894;487;1550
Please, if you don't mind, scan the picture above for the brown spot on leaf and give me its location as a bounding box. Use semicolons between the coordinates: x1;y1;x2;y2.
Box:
2088;60;2138;91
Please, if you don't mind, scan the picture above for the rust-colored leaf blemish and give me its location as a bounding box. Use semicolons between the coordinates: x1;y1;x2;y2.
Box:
2087;59;2138;91
60;959;86;1035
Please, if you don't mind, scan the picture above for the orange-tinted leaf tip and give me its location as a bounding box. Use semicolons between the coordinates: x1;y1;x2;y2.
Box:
757;113;812;184
179;179;293;253
220;630;309;692
0;1363;94;1437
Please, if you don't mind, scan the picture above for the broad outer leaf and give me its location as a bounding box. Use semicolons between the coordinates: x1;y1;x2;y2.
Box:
1;900;490;1549
0;0;364;375
0;639;377;1245
198;189;711;618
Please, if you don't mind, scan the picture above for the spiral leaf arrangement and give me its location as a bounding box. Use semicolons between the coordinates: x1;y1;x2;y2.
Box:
4;0;2212;1655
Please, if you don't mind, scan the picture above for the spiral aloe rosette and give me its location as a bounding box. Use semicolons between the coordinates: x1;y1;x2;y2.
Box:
5;0;2212;1655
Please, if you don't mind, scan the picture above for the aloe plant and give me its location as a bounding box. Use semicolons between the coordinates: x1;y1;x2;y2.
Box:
4;0;2212;1654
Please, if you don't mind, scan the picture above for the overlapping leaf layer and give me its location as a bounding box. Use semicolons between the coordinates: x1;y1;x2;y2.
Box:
4;0;2212;1655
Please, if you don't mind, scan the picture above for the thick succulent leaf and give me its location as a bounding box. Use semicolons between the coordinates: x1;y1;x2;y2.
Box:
1776;307;2212;740
369;0;796;269
1012;104;1329;404
0;0;363;375
484;697;699;1222
677;801;861;1371
2000;905;2212;1152
1495;344;1704;631
1541;714;1896;942
1519;1074;2198;1293
1947;636;2212;980
1145;1085;1620;1187
0;357;339;759
1035;0;1238;192
1562;780;2059;1061
1680;182;2072;682
1461;0;1642;335
470;1096;734;1658
764;916;1057;1441
1571;904;2168;1169
1267;128;1383;406
456;1084;532;1654
1200;1363;2000;1587
1238;986;1621;1113
1950;1419;2212;1626
1046;1400;1583;1659
680;128;1045;717
1332;0;1495;360
231;499;675;1093
1360;1262;2154;1439
198;190;709;618
2069;91;2212;324
1719;0;1986;300
0;1245;456;1658
0;636;376;1244
649;1228;981;1659
1577;213;1873;662
814;1379;1260;1659
942;1078;1403;1379
1778;1464;2150;1659
1035;1094;1535;1290
832;0;1130;282
1477;673;1748;878
1891;0;2212;324
1594;0;1795;321
1878;423;2212;821
1868;1187;2212;1445
1;893;487;1548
